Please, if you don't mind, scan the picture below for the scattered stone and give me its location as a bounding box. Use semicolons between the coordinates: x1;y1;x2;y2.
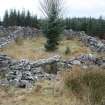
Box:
0;53;104;88
71;60;81;65
0;26;42;48
64;29;105;53
0;27;105;88
0;26;105;53
0;55;61;88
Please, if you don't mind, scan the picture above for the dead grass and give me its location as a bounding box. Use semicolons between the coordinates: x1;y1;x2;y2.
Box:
0;80;85;105
63;66;105;105
0;37;92;60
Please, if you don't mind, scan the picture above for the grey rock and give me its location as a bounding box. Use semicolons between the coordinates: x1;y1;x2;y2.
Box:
0;53;104;88
64;29;105;53
72;60;81;65
0;79;9;86
31;55;61;67
22;71;34;81
0;26;42;48
18;80;33;88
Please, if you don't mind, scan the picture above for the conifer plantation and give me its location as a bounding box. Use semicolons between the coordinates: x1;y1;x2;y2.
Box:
1;10;105;39
2;10;39;28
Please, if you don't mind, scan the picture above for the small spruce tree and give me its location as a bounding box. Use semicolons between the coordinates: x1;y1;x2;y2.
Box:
40;0;64;51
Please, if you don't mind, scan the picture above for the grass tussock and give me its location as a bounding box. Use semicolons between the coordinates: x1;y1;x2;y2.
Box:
65;46;71;55
63;66;105;105
14;37;24;45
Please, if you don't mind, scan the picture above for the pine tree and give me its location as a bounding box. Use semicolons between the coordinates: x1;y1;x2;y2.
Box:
20;10;26;26
65;18;71;29
40;0;64;51
17;11;21;26
3;10;9;27
9;9;17;26
25;11;31;26
96;16;105;38
32;16;39;28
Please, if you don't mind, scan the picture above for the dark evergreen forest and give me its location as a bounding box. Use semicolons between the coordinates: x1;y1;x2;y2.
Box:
0;9;105;39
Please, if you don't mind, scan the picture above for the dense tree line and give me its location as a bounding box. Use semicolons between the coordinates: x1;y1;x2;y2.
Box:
0;10;105;39
64;17;105;39
2;9;39;28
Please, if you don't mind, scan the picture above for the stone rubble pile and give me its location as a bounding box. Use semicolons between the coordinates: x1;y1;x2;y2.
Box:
0;27;105;88
0;54;105;88
0;26;42;48
64;29;83;38
0;54;11;72
0;26;105;53
81;35;105;52
65;54;105;68
64;29;105;53
0;55;60;88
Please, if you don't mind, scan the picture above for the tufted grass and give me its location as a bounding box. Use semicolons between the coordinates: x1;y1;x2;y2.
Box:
0;36;92;60
63;66;105;105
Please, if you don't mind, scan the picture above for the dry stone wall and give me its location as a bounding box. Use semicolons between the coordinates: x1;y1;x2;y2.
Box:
64;29;105;53
0;54;105;88
0;26;42;48
0;27;105;88
0;26;105;53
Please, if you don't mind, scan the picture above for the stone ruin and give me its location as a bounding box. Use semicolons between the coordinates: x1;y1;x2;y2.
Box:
0;26;42;48
0;26;105;53
0;26;105;88
0;54;60;88
0;54;105;88
64;29;105;53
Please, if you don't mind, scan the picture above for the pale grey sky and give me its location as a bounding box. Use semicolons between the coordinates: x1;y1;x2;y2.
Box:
0;0;105;19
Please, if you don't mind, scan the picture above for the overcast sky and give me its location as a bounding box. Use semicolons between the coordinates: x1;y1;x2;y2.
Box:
0;0;105;19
